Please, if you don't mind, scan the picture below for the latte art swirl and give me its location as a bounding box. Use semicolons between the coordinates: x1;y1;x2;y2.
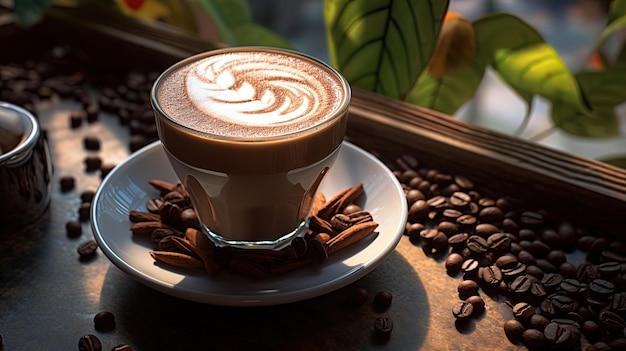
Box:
188;53;328;126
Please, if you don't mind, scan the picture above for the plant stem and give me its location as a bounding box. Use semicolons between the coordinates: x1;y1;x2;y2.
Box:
528;125;557;142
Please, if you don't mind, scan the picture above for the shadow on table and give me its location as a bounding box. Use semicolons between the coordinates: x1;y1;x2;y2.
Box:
99;249;428;351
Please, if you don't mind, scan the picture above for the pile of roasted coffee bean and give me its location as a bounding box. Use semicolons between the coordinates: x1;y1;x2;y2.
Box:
381;153;626;350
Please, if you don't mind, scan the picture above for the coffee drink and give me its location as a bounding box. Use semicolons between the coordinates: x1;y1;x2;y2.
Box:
152;47;350;248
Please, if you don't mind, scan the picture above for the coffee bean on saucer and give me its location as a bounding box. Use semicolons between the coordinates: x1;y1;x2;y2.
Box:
65;220;82;237
78;334;102;351
60;176;75;192
77;240;98;260
94;311;115;331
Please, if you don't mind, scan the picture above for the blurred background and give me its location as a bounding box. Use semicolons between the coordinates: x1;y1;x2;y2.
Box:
248;0;624;163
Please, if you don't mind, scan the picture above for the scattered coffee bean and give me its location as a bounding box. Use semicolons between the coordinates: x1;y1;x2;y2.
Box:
503;319;525;343
373;290;393;309
458;280;479;297
83;136;100;151
77;240;98;260
78;334;102;351
81;190;96;203
84;155;102;172
65;220;82;237
94;311;116;331
465;295;485;315
373;316;393;338
79;202;91;222
60;175;75;192
452;300;474;320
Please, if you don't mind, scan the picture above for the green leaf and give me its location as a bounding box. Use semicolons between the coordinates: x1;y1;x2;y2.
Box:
608;0;626;24
13;0;54;26
592;12;626;53
475;13;589;114
599;156;626;169
193;0;291;48
550;68;626;138
324;0;449;99
405;19;487;115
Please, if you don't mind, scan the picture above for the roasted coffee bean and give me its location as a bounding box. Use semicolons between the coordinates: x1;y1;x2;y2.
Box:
60;175;76;192
373;290;393;309
373;316;393;338
70;113;83;128
598;310;625;332
290;237;308;257
536;259;558;274
546;293;580;314
478;206;504;223
519;211;544;228
518;229;538;242
501;218;519;235
544;321;581;349
546;250;567;266
487;233;511;253
529;314;550;331
94;311;115;331
405;189;425;204
146;198;163;213
480;265;503;287
503;319;525;343
79;203;91;222
431;231;449;252
512;301;535;320
330;213;352;232
309;239;328;264
517;250;537;266
346;287;368;307
445;253;464;273
461;258;480;279
540;229;562;248
408;200;429;221
448;233;469;250
84;156;102;172
456;214;477;231
560;278;587;297
577;263;600;283
457;280;479;297
588;279;615;299
466;295;485;315
495;254;518;269
598;261;622;278
437;221;458;236
180;208;199;228
541;273;564;293
474;223;499;238
442;208;463;221
452;300;474;320
83;136;100;151
78;334;102;351
525;265;544;280
610;292;626;313
65;220;82;237
449;192;471;208
501;262;527;281
406;222;425;243
521;329;548;351
419;228;439;244
81;190;95;203
509;275;533;297
529;280;548;301
588;238;609;255
77;240;98;260
582;320;603;341
529;240;551;258
466;235;489;255
560;262;578;279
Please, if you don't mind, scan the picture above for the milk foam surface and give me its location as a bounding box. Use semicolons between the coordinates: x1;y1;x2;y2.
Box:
157;51;346;138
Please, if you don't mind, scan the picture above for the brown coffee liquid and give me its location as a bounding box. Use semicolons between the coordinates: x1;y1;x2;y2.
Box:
152;48;350;174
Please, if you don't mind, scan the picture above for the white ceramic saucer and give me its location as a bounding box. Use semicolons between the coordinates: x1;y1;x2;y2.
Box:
91;141;407;306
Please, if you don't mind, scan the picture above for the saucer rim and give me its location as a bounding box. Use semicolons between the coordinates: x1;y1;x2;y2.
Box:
91;140;407;306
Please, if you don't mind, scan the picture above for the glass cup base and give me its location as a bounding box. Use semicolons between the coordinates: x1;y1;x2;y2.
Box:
202;219;309;250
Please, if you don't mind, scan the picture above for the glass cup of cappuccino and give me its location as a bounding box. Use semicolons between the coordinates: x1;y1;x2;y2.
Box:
151;47;351;249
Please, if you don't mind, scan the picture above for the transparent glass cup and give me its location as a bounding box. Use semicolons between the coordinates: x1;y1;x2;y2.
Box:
151;47;350;249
